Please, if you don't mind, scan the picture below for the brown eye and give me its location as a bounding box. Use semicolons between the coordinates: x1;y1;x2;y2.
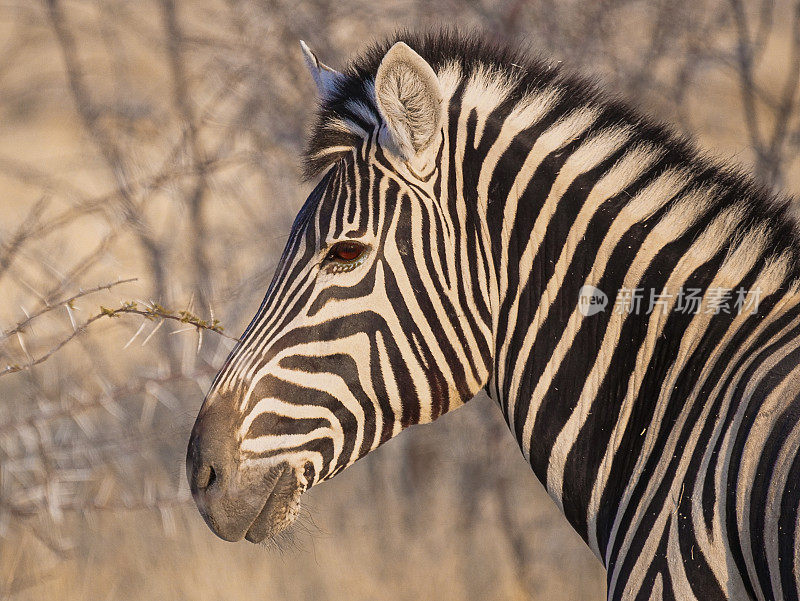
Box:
326;241;366;263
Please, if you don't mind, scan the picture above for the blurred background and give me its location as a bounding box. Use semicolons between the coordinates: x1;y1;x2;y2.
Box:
1;0;800;599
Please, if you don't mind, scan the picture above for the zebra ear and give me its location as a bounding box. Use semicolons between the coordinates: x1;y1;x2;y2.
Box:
300;40;342;100
374;42;443;160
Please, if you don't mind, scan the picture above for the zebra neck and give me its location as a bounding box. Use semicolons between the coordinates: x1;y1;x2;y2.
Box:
468;108;800;559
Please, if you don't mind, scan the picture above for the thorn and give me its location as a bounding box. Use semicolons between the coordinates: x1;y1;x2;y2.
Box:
17;332;32;362
169;326;195;335
123;321;147;349
65;304;77;332
19;306;33;334
19;279;46;301
141;319;165;347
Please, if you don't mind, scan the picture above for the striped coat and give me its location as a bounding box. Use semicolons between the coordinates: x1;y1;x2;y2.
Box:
188;32;800;600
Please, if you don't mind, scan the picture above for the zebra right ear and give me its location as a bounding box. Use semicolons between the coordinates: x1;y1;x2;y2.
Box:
374;42;443;160
300;41;342;100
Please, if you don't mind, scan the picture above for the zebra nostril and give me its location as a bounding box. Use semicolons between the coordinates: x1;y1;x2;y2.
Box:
193;463;216;492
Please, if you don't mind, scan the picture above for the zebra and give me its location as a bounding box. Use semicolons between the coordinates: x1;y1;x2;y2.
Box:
186;31;800;600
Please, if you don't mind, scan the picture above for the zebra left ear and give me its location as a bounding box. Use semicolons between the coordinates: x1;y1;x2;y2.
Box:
374;42;443;160
300;40;342;100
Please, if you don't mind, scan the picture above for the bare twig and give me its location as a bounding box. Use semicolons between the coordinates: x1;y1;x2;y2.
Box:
730;0;768;165
46;0;176;367
763;0;800;186
0;196;50;281
160;0;213;316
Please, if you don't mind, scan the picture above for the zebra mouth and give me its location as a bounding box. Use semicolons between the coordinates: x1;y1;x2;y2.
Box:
244;463;304;543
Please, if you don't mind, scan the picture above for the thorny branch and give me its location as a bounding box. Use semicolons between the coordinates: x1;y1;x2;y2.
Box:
1;278;138;342
97;300;237;341
2;297;236;378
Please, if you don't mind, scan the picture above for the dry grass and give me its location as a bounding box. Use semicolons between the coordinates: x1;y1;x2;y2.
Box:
2;396;605;601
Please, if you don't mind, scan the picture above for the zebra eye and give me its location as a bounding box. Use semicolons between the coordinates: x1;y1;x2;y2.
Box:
326;241;367;263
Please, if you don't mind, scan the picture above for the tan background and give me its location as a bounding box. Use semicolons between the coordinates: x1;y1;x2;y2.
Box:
1;1;800;599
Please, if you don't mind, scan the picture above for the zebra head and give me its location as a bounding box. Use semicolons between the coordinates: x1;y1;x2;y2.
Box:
187;40;493;543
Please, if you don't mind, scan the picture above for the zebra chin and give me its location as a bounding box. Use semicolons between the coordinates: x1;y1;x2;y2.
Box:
242;463;305;544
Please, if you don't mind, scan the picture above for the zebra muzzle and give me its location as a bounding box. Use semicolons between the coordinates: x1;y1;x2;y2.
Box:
189;457;300;543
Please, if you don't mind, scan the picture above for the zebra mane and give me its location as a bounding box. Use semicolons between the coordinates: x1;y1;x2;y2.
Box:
302;30;800;274
303;30;579;178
